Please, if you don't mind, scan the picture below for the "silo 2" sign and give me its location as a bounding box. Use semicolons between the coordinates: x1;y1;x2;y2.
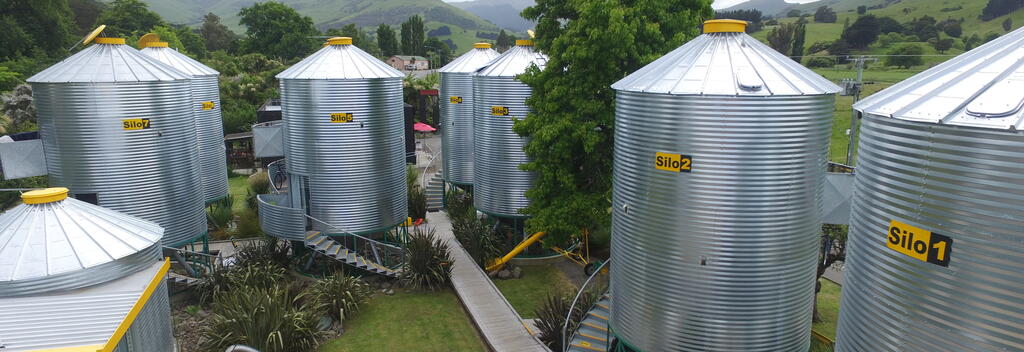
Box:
887;220;952;267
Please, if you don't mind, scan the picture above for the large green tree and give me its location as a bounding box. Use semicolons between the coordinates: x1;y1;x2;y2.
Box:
791;18;806;60
424;37;452;67
0;0;75;60
96;0;163;37
514;0;713;245
377;24;399;57
400;15;425;55
496;29;515;52
841;14;880;49
237;1;318;60
201;13;237;53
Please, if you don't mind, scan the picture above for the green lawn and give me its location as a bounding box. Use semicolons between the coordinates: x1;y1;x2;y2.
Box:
813;279;842;339
493;265;577;319
228;175;249;215
319;288;485;352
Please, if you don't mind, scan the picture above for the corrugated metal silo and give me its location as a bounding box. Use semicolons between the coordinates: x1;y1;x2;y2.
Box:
27;36;206;247
836;26;1024;352
608;20;841;351
473;40;547;218
141;38;229;202
0;188;173;351
439;43;499;185
276;37;407;234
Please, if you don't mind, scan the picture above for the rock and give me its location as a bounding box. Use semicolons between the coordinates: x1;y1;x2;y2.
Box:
385;289;395;296
487;269;499;278
380;281;392;289
513;266;523;279
497;269;512;279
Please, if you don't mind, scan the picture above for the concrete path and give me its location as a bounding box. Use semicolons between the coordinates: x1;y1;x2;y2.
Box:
427;211;550;352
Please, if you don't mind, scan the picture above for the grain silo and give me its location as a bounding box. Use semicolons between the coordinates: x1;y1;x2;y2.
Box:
608;19;840;351
27;33;206;247
0;188;174;351
473;39;547;218
835;26;1024;352
439;43;499;186
140;34;229;203
276;37;407;234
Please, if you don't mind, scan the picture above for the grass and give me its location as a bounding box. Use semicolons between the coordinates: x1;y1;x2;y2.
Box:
227;175;249;215
813;279;842;339
318;288;485;352
493;265;577;319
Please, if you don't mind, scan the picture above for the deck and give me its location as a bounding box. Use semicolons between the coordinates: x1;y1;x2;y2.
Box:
426;211;550;352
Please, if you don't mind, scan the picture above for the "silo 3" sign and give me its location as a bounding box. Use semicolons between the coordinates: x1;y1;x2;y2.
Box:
887;220;952;267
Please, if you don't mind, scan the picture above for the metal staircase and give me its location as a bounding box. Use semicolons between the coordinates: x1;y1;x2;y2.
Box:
425;172;445;211
304;230;401;278
568;294;611;352
563;259;611;352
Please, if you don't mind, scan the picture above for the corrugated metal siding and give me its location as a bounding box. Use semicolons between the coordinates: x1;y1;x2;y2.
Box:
472;75;534;217
835;115;1024;351
31;78;206;247
116;280;173;352
610;92;834;352
257;193;307;240
191;75;229;202
280;78;407;234
441;72;476;185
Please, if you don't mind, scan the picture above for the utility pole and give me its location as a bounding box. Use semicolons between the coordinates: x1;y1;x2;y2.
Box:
842;56;876;166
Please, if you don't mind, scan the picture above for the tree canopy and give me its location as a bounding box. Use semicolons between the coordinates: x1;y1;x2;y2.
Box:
841;15;880;49
377;24;399;57
201;13;237;53
813;6;837;23
97;0;163;37
400;15;425;56
885;43;924;68
514;0;713;245
238;1;318;60
495;30;516;52
327;24;381;57
0;0;76;60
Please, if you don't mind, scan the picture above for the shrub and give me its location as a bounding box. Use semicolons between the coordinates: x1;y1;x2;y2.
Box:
804;56;836;68
195;262;287;305
202;285;323;352
400;227;453;290
207;196;234;232
246;171;271;210
533;292;598;351
885;44;925;68
233;237;293;269
452;214;502;268
445;188;475;221
408;187;427;219
308;272;374;321
234;209;263;238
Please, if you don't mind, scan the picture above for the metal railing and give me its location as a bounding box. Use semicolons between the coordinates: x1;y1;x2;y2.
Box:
266;158;287;194
164;246;224;278
563;259;611;352
420;149;442;192
305;215;407;270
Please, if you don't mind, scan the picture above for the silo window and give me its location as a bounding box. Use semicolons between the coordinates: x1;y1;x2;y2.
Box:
74;193;98;205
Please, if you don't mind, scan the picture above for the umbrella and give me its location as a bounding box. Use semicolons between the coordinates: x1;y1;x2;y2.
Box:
414;122;437;132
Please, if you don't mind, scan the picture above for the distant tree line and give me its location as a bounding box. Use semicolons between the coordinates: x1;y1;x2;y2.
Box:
715;9;764;33
982;0;1024;21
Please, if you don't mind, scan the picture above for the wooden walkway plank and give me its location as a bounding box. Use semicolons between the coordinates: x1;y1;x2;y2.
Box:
426;212;550;352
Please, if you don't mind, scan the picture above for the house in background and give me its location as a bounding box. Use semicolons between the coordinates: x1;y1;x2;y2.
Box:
387;55;429;71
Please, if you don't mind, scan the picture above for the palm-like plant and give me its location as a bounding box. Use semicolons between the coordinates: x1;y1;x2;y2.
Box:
202;285;324;352
308;272;374;322
399;226;453;290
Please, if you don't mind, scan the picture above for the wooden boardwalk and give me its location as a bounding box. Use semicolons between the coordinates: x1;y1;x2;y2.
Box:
426;211;550;352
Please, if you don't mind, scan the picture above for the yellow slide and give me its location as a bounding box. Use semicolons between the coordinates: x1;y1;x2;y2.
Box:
485;232;546;272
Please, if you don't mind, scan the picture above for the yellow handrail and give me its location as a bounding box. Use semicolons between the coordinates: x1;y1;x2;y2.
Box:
485;232;546;272
99;258;171;352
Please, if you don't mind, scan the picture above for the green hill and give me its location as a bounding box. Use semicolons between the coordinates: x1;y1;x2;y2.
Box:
751;0;1024;59
139;0;500;53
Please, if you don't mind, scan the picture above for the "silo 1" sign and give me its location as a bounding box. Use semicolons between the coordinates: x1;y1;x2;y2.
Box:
887;220;952;267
